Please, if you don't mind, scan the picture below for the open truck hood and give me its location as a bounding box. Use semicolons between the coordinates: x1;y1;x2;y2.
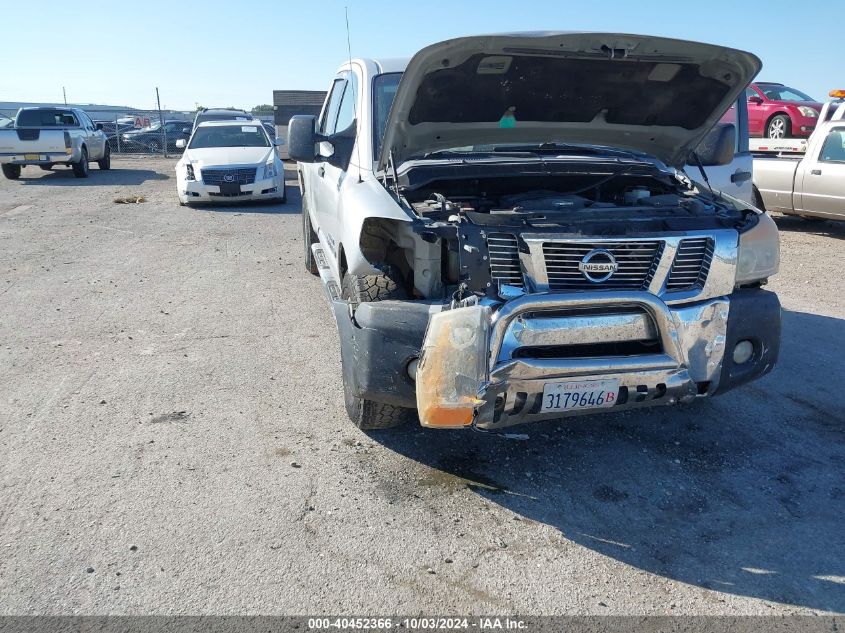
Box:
378;32;761;170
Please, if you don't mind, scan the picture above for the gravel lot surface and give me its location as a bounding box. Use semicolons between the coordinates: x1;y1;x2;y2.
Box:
0;157;843;615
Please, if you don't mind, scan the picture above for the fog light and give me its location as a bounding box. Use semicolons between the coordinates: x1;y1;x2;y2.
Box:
733;340;754;365
406;358;419;380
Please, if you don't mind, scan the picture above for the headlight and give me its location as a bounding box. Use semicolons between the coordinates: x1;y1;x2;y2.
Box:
185;164;195;181
416;304;490;428
264;161;276;178
797;106;818;118
736;212;779;285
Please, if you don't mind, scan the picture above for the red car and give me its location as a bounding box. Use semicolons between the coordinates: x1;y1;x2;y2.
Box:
746;82;823;139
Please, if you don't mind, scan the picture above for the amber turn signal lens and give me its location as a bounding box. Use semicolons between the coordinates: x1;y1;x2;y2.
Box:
829;89;845;99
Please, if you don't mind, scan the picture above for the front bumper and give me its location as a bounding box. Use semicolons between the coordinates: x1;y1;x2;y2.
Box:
179;175;285;203
338;287;780;430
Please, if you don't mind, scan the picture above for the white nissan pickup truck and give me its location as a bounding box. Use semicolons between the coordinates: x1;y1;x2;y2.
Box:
290;32;782;431
0;107;110;179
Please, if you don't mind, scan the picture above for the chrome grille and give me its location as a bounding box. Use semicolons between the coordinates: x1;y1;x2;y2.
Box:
543;241;663;290
201;168;257;186
665;238;713;292
487;233;523;287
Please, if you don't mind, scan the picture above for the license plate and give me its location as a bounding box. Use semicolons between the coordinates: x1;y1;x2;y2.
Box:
24;154;40;160
541;379;619;412
219;182;241;196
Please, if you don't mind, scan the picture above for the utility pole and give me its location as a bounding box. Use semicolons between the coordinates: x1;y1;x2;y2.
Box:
62;87;67;105
155;87;166;158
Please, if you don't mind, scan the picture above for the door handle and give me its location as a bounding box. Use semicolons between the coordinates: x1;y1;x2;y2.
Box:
810;169;822;176
731;170;752;184
317;165;325;178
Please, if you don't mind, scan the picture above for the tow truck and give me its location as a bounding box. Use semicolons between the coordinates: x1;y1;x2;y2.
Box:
752;90;845;221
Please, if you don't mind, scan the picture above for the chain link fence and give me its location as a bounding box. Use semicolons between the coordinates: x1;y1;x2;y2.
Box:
94;110;193;157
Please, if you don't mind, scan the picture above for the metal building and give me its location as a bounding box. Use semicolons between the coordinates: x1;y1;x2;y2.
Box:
273;90;326;158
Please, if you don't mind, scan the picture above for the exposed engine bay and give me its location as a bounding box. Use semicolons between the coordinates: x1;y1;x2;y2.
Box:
361;162;759;301
404;171;747;233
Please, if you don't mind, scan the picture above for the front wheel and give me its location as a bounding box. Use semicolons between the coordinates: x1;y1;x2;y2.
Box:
72;148;89;178
340;271;413;430
766;114;791;139
97;144;111;170
2;164;21;180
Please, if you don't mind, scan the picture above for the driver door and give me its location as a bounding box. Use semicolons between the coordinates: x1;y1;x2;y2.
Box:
312;73;355;272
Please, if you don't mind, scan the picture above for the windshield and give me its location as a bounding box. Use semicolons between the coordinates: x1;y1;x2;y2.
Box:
189;124;270;149
758;85;815;102
135;122;162;132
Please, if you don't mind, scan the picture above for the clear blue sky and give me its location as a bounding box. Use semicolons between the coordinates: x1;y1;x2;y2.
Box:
0;0;838;111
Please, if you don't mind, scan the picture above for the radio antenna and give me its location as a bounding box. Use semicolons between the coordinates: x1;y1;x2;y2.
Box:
345;6;363;183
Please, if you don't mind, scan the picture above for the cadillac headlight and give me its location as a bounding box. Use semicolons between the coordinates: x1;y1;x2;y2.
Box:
264;161;276;178
736;212;780;285
185;164;195;181
797;106;818;118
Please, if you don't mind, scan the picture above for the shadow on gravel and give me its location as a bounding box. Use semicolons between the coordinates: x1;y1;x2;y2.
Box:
371;309;845;612
773;214;845;240
16;167;168;186
189;182;301;215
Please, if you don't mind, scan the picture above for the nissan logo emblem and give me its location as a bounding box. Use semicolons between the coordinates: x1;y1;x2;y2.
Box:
578;248;618;283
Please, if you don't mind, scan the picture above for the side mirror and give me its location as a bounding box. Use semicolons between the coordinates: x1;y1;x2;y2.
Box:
287;115;321;163
692;123;735;167
748;95;763;105
182;127;191;135
175;138;186;149
325;120;356;171
273;137;285;146
96;123;104;131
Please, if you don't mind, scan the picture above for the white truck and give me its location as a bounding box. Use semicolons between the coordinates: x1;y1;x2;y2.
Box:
290;32;782;431
0;107;110;179
752;93;845;221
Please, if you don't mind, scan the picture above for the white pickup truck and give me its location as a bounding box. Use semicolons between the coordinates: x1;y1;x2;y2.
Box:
290;32;781;431
752;93;845;221
0;107;110;179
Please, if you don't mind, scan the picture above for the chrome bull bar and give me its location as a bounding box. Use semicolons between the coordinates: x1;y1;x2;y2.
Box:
474;291;730;429
489;291;685;371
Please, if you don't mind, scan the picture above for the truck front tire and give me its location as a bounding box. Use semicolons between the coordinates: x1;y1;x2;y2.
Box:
72;148;89;178
340;271;414;430
2;164;21;180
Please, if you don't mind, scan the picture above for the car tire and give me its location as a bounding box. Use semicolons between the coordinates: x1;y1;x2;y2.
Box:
766;114;791;139
148;140;161;154
301;195;319;276
97;144;111;170
72;147;89;178
340;271;413;430
2;164;21;180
